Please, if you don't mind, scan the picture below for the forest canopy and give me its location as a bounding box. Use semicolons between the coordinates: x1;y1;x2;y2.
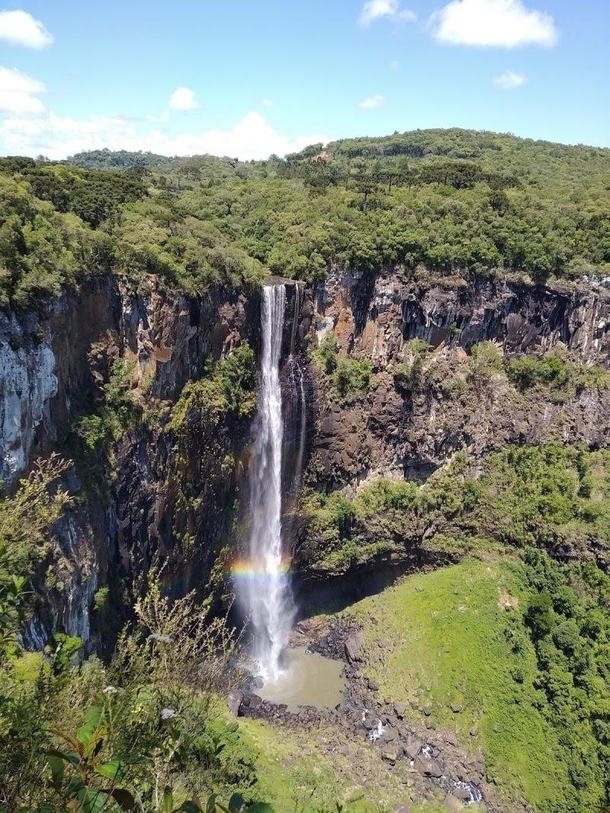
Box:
0;128;609;309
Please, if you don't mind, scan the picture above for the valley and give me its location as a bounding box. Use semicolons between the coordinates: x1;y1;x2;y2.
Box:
1;129;610;812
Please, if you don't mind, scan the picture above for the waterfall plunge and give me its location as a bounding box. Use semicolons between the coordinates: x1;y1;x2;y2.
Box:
243;284;295;681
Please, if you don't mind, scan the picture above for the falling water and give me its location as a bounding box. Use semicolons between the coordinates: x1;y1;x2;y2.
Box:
286;283;307;499
243;284;294;681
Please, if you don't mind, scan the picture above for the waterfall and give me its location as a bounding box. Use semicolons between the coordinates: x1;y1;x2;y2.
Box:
242;284;294;681
286;283;307;499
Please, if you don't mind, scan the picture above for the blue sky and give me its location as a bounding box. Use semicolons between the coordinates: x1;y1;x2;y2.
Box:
0;0;607;159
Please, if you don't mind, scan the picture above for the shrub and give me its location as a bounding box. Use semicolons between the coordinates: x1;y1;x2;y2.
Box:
313;333;338;374
507;348;572;395
333;357;372;401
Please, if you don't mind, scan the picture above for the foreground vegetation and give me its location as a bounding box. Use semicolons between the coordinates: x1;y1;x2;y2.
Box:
1;128;609;310
0;463;272;812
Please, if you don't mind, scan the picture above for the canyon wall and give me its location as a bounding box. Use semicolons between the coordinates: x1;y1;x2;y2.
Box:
308;267;610;487
3;268;610;646
0;275;268;649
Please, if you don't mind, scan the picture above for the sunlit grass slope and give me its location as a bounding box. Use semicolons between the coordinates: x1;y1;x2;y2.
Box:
349;559;569;811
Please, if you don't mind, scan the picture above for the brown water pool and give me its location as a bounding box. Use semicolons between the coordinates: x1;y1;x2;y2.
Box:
254;647;346;712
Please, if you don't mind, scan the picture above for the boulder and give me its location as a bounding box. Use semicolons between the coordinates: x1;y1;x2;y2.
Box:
381;747;401;765
444;794;464;812
405;735;423;760
367;677;380;691
345;631;365;663
394;701;407;718
415;756;443;778
453;786;473;802
227;690;243;716
381;726;399;743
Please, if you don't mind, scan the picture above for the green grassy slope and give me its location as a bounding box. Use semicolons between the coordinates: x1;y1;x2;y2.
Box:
350;560;571;811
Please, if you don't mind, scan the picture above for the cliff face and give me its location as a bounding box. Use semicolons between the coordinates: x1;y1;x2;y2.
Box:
1;276;268;649
4;267;610;647
308;267;610;487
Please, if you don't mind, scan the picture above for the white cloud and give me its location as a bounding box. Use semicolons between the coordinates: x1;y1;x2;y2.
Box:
359;0;416;27
492;70;527;89
0;110;328;161
262;98;274;108
0;10;53;48
169;87;198;111
430;0;558;48
0;112;135;157
0;67;45;113
359;94;387;109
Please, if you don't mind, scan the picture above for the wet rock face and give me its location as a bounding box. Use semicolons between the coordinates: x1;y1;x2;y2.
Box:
0;313;58;486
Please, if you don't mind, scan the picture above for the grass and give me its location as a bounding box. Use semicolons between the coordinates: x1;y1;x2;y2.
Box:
348;559;570;811
237;717;406;812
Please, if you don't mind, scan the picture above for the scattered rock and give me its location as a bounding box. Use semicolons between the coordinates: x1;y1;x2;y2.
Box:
414;756;443;778
381;747;401;764
381;726;398;743
424;703;432;716
409;699;419;710
450;701;463;713
453;786;472;802
367;677;380;691
394;700;407;718
444;793;464;812
405;736;423;759
345;631;365;663
445;731;458;746
362;711;377;730
227;690;243;716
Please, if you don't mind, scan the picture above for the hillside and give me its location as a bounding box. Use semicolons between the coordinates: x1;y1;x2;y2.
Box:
1;128;609;311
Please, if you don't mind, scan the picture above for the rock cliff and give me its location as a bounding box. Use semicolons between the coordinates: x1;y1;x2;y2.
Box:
0;275;269;649
3;267;610;647
308;267;610;487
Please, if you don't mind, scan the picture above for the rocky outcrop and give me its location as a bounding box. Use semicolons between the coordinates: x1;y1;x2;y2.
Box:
307;267;610;487
315;267;610;366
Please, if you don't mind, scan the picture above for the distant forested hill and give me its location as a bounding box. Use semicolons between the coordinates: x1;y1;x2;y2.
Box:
1;128;609;309
66;148;173;171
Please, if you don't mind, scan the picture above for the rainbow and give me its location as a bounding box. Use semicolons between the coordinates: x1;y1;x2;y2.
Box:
229;556;292;579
